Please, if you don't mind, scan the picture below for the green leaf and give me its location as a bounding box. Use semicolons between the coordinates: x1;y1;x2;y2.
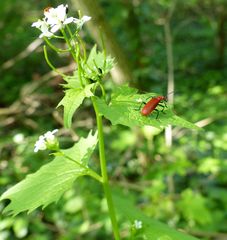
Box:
177;189;212;225
57;84;94;128
95;85;200;130
62;69;88;89
114;190;199;240
0;132;98;216
62;72;83;89
84;45;114;81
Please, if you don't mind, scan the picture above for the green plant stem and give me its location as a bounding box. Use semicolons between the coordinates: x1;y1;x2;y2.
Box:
61;28;77;62
77;34;87;60
92;97;120;240
43;46;67;78
59;151;103;183
61;28;85;87
44;37;70;53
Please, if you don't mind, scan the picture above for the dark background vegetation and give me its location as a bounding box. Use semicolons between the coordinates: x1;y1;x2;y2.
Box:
0;0;227;239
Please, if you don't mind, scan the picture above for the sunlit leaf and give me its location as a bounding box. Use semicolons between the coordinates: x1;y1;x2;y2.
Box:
84;45;114;81
57;84;94;128
95;85;200;130
0;132;98;216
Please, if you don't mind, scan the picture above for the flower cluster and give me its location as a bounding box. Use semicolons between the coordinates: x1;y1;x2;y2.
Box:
34;129;59;152
133;219;143;229
32;4;91;38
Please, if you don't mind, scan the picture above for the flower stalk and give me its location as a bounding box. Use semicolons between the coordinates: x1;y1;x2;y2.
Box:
32;4;119;239
92;98;120;240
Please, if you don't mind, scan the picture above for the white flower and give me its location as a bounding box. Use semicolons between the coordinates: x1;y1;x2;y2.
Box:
34;136;47;152
44;129;58;143
31;19;53;38
44;4;78;33
44;4;67;24
34;129;58;152
32;4;91;37
74;15;91;29
134;219;143;229
81;15;91;22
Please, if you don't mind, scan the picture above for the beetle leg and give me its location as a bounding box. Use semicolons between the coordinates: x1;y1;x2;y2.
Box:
134;101;146;111
154;109;160;119
163;100;167;108
159;99;168;111
158;104;166;113
146;96;154;101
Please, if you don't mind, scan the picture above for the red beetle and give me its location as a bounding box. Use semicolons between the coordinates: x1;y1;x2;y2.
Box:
141;96;167;118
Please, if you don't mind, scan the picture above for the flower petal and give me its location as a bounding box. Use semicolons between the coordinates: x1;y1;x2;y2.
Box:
81;15;91;23
31;19;43;28
63;17;75;25
34;136;47;152
50;24;61;33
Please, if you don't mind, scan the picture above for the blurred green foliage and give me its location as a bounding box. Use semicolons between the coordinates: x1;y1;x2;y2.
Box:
0;0;227;239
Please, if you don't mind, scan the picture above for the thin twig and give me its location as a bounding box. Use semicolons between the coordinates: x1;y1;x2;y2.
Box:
1;39;43;70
